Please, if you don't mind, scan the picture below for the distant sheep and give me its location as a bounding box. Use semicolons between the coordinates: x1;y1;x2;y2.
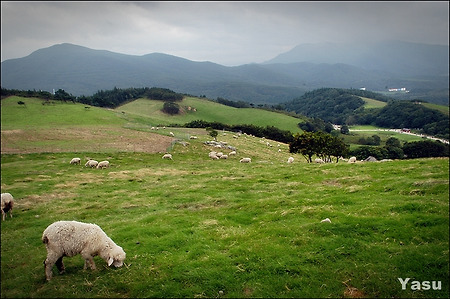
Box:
70;158;81;165
348;157;357;163
240;158;252;163
85;160;99;168
320;218;331;223
162;153;173;160
42;220;126;281
209;151;219;160
169;132;175;137
1;193;14;221
220;154;228;159
96;161;110;169
314;158;325;164
229;151;237;156
287;157;294;164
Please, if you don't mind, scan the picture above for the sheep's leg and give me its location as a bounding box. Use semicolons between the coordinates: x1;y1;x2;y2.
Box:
55;256;65;274
82;254;96;270
2;211;5;221
44;255;59;281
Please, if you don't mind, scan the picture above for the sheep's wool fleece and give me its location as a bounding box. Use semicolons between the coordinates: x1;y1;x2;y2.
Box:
42;220;122;258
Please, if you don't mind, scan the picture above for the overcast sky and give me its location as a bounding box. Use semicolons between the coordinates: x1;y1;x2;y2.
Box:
1;1;449;66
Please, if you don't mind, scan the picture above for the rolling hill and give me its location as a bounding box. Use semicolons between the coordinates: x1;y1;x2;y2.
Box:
1;41;448;105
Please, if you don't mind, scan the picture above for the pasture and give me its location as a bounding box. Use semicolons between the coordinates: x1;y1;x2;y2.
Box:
1;96;449;298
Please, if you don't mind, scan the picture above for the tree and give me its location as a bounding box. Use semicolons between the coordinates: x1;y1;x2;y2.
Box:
206;127;218;141
385;137;401;148
289;131;349;163
402;140;449;158
340;125;350;135
162;102;180;115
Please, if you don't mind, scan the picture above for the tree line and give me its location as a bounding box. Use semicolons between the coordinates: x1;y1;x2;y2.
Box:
182;120;294;144
290;131;448;162
1;87;183;108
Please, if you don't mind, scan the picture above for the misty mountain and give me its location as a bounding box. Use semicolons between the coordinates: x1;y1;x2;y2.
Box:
264;40;449;77
1;42;448;105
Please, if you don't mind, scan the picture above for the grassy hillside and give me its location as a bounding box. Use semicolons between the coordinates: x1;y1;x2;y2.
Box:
360;97;387;109
2;95;449;298
422;102;449;116
117;97;304;133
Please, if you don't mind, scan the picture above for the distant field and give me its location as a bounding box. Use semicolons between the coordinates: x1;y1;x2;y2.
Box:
361;97;387;109
117;97;304;133
422;102;449;116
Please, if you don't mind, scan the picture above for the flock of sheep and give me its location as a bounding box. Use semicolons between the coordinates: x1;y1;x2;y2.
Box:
70;157;110;169
1;131;364;283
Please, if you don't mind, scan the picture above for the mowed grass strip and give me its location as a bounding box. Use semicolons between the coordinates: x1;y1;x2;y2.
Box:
1;148;448;298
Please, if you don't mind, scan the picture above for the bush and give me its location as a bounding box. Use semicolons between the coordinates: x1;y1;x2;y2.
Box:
162;102;180;115
402;140;449;158
349;146;388;160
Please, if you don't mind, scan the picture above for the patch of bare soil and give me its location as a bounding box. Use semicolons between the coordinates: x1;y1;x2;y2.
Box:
1;126;175;154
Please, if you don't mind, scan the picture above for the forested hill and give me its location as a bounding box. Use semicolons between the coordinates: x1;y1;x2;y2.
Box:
281;88;392;124
281;88;449;139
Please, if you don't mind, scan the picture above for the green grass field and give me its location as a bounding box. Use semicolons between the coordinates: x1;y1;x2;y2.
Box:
1;96;449;298
118;97;304;134
361;97;387;109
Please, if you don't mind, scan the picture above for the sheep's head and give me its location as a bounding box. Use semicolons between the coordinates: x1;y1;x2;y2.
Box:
107;246;126;267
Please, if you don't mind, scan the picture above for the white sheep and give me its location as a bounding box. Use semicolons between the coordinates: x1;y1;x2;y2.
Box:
287;157;294;164
220;154;228;159
240;157;252;163
96;160;110;169
314;158;325;164
70;158;81;165
42;220;126;281
320;218;331;223
348;156;357;163
1;193;14;221
85;160;99;168
169;132;175;137
229;151;237;156
209;151;219;160
162;153;173;160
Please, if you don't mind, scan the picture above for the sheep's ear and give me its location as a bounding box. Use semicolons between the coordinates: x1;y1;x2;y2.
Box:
107;257;114;266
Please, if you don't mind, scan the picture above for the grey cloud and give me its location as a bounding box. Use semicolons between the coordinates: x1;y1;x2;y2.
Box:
1;1;448;65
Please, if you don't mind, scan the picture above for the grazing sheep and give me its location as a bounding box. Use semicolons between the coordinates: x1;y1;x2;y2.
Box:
162;153;173;160
85;160;99;168
189;136;198;139
216;152;224;158
1;193;14;221
96;161;110;169
209;151;219;160
220;154;228;159
320;218;331;223
287;157;294;164
229;151;237;156
70;158;81;165
240;157;252;163
42;220;126;281
314;158;325;164
348;156;357;163
169;132;175;137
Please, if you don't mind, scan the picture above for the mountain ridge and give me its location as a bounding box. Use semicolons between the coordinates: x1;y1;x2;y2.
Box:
1;41;448;105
